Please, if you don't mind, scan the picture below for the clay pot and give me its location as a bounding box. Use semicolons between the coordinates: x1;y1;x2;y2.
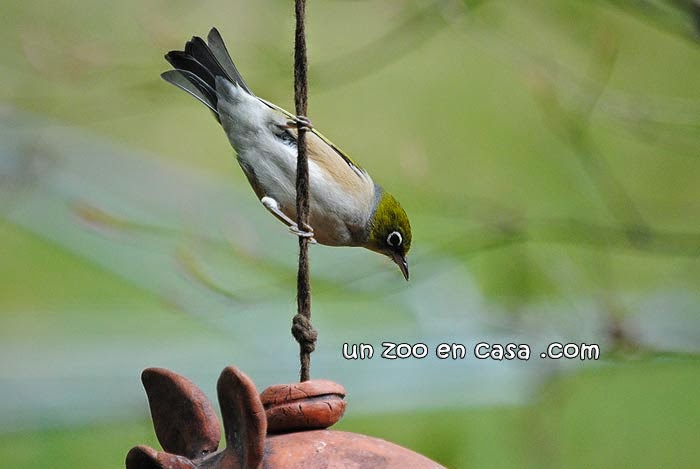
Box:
126;366;443;468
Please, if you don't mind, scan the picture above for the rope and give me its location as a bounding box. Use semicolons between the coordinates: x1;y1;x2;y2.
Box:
292;0;316;382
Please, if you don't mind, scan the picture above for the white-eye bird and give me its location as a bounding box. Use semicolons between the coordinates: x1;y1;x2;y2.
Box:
162;28;411;280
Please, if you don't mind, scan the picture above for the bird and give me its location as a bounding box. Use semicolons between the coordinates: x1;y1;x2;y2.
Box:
161;28;412;280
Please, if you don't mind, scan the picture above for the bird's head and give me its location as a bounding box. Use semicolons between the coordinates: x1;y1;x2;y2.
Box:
366;191;412;280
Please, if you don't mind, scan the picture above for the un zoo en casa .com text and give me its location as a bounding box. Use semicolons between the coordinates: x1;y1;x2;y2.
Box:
342;342;601;361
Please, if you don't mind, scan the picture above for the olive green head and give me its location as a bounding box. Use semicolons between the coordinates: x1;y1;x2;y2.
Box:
367;191;412;280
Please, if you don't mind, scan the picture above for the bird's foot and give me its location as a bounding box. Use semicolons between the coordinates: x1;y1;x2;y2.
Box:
289;223;317;244
260;196;317;243
286;115;313;132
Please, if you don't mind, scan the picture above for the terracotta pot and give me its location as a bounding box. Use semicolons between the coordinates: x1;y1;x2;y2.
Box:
126;366;444;468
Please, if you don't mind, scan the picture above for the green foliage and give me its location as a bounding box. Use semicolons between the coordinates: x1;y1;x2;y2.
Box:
1;0;699;467
0;421;158;469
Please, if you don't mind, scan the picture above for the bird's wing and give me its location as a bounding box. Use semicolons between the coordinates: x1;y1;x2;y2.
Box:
163;28;368;183
257;98;369;181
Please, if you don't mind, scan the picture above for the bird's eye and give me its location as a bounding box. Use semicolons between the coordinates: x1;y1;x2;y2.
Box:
387;231;402;247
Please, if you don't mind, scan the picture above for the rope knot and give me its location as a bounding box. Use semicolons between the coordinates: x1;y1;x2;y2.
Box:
292;313;317;354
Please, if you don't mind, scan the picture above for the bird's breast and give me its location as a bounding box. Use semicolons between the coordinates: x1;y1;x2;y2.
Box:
218;95;376;246
237;145;375;246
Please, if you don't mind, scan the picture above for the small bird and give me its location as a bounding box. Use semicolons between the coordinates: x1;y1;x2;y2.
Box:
162;28;411;280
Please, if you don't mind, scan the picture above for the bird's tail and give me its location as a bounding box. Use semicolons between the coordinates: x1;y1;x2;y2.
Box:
161;28;253;122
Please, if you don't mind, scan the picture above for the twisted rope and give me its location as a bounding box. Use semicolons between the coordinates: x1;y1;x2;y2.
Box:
292;0;316;382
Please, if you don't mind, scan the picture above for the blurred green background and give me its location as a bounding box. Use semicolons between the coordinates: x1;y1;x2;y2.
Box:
2;0;700;467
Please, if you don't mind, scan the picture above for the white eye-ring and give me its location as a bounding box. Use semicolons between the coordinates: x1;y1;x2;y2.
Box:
387;231;402;247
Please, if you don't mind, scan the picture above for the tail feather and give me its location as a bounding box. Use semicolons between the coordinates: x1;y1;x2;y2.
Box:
206;28;252;94
183;36;229;87
161;70;219;116
165;50;217;90
162;28;253;121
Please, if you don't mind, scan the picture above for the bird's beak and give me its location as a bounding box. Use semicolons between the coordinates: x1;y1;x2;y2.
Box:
391;252;410;281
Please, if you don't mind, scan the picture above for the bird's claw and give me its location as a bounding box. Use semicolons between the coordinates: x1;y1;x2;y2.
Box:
286;115;313;132
289;224;317;243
